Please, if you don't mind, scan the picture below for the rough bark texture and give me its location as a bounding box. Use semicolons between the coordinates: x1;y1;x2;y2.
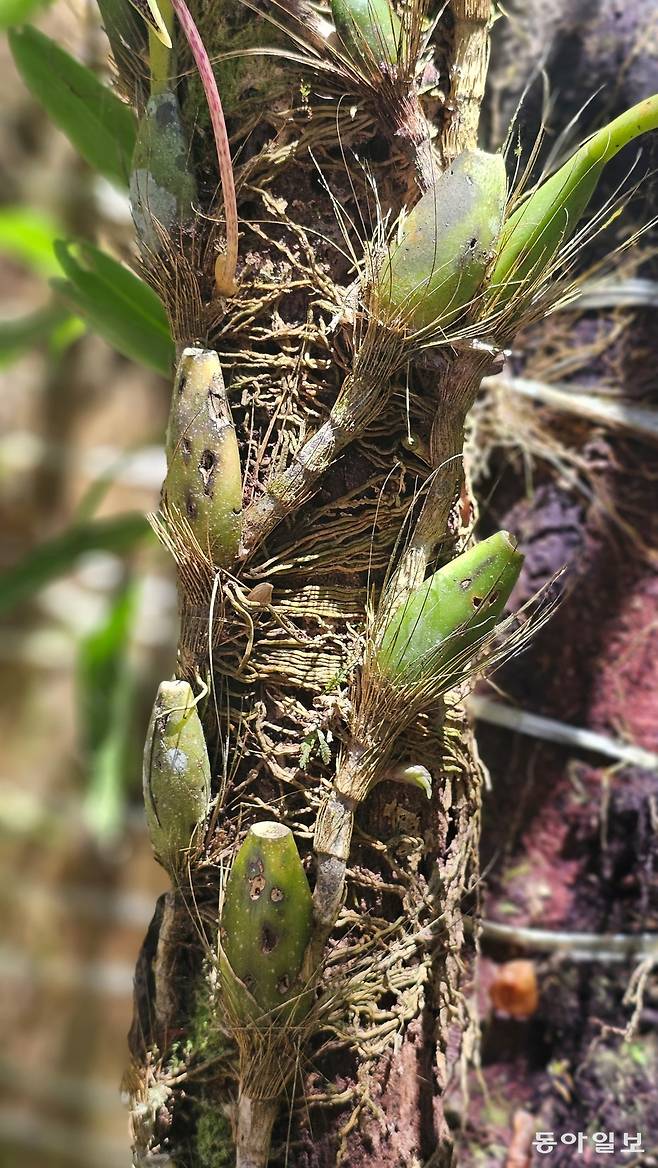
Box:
125;2;500;1165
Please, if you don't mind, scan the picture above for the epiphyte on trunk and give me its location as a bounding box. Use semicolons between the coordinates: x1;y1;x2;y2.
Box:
489;94;658;306
143;679;211;874
163;347;243;566
377;530;524;680
376;149;507;333
221;822;314;1019
330;0;401;67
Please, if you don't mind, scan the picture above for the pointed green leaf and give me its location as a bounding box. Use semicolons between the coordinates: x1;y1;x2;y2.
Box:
80;243;170;338
78;578;137;753
8;25;136;187
96;0;146;84
52;241;173;374
490;94;658;305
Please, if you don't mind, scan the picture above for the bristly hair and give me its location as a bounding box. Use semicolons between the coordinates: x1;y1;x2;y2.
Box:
218;0;439;189
482;189;658;344
97;0;151;109
376;172;656;354
320;161;498;357
234;0;428;91
330;571;561;803
137;215;228;342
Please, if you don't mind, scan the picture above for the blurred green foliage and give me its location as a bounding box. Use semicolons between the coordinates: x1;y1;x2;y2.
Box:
0;303;73;366
0;207;173;371
0;206;62;274
53;241;174;374
1;16;173;841
0;513;151;615
9;24;136;186
79;578;141;842
0;0;51;31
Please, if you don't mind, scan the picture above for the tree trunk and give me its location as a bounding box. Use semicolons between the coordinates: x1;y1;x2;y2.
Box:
122;0;658;1165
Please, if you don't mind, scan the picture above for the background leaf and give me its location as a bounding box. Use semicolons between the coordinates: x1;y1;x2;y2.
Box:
78;578;140;843
0;206;62;275
0;209;84;366
0;512;151;615
8;25;136;187
0;0;51;31
52;241;174;374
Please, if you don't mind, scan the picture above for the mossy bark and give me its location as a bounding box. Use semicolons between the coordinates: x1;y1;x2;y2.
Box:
126;3;503;1166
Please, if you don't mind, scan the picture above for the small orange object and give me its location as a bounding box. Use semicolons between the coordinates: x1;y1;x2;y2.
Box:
490;959;539;1019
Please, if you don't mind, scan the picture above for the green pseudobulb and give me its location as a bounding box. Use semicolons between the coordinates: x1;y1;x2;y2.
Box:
163;347;243;566
489;94;658;306
331;0;401;66
130;90;197;253
221;822;313;1019
376;150;507;332
378;531;524;680
143;679;211;874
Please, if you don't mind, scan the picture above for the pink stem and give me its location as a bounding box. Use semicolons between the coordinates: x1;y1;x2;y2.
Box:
171;0;238;295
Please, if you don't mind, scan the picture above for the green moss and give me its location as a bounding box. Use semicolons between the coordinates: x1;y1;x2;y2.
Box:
183;3;283;133
586;1036;658;1112
183;965;237;1168
627;1041;650;1068
213;25;281;116
190;964;233;1064
481;1095;509;1129
196;1102;234;1168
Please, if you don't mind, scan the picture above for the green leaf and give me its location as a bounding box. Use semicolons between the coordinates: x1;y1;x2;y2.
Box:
0;206;62;275
0;512;150;616
50;313;86;354
79;579;139;842
96;0;146;63
8;25;136;187
80;242;170;339
52;241;174;374
78;579;137;752
0;0;50;30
